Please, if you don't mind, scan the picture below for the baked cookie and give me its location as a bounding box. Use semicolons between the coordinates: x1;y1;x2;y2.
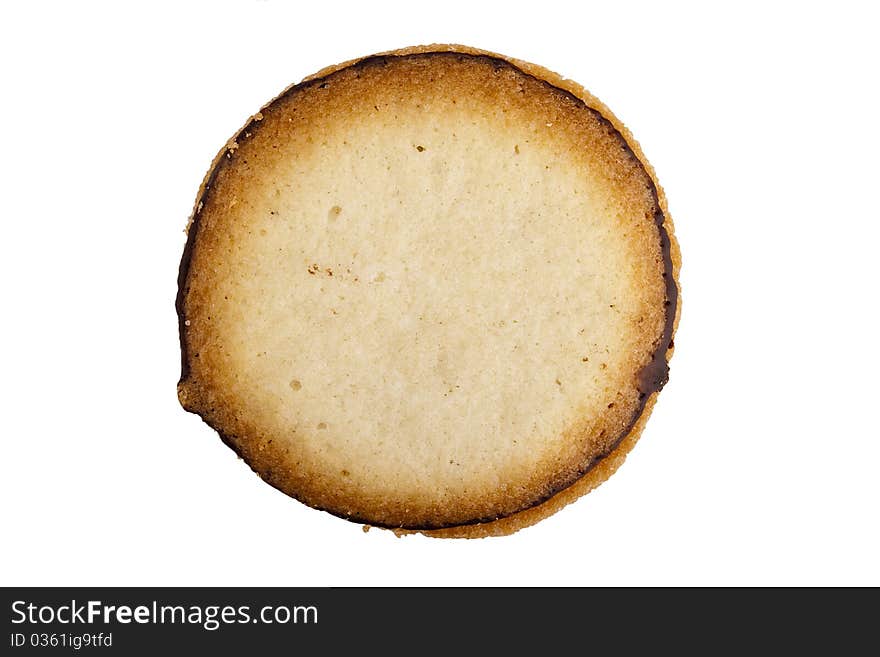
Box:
176;45;680;537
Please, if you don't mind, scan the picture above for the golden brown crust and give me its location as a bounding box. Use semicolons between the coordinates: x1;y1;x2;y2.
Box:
177;45;680;537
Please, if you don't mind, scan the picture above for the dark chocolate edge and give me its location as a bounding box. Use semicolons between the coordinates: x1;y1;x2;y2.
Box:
176;50;679;532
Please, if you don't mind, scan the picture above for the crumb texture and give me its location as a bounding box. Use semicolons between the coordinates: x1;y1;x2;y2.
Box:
178;48;677;532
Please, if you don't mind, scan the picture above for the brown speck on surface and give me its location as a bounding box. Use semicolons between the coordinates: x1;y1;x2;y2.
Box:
415;145;425;152
608;402;615;409
362;525;371;533
514;144;520;154
555;378;562;386
341;469;350;477
289;379;302;391
317;422;327;430
600;363;607;370
329;205;342;220
581;356;588;362
307;263;319;275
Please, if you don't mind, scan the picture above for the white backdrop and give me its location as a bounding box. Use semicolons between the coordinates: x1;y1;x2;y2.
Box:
2;1;878;586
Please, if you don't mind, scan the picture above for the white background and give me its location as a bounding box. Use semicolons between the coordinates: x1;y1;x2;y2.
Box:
2;1;878;586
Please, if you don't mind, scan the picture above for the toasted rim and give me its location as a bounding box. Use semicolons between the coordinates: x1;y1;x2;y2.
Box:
177;44;681;538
